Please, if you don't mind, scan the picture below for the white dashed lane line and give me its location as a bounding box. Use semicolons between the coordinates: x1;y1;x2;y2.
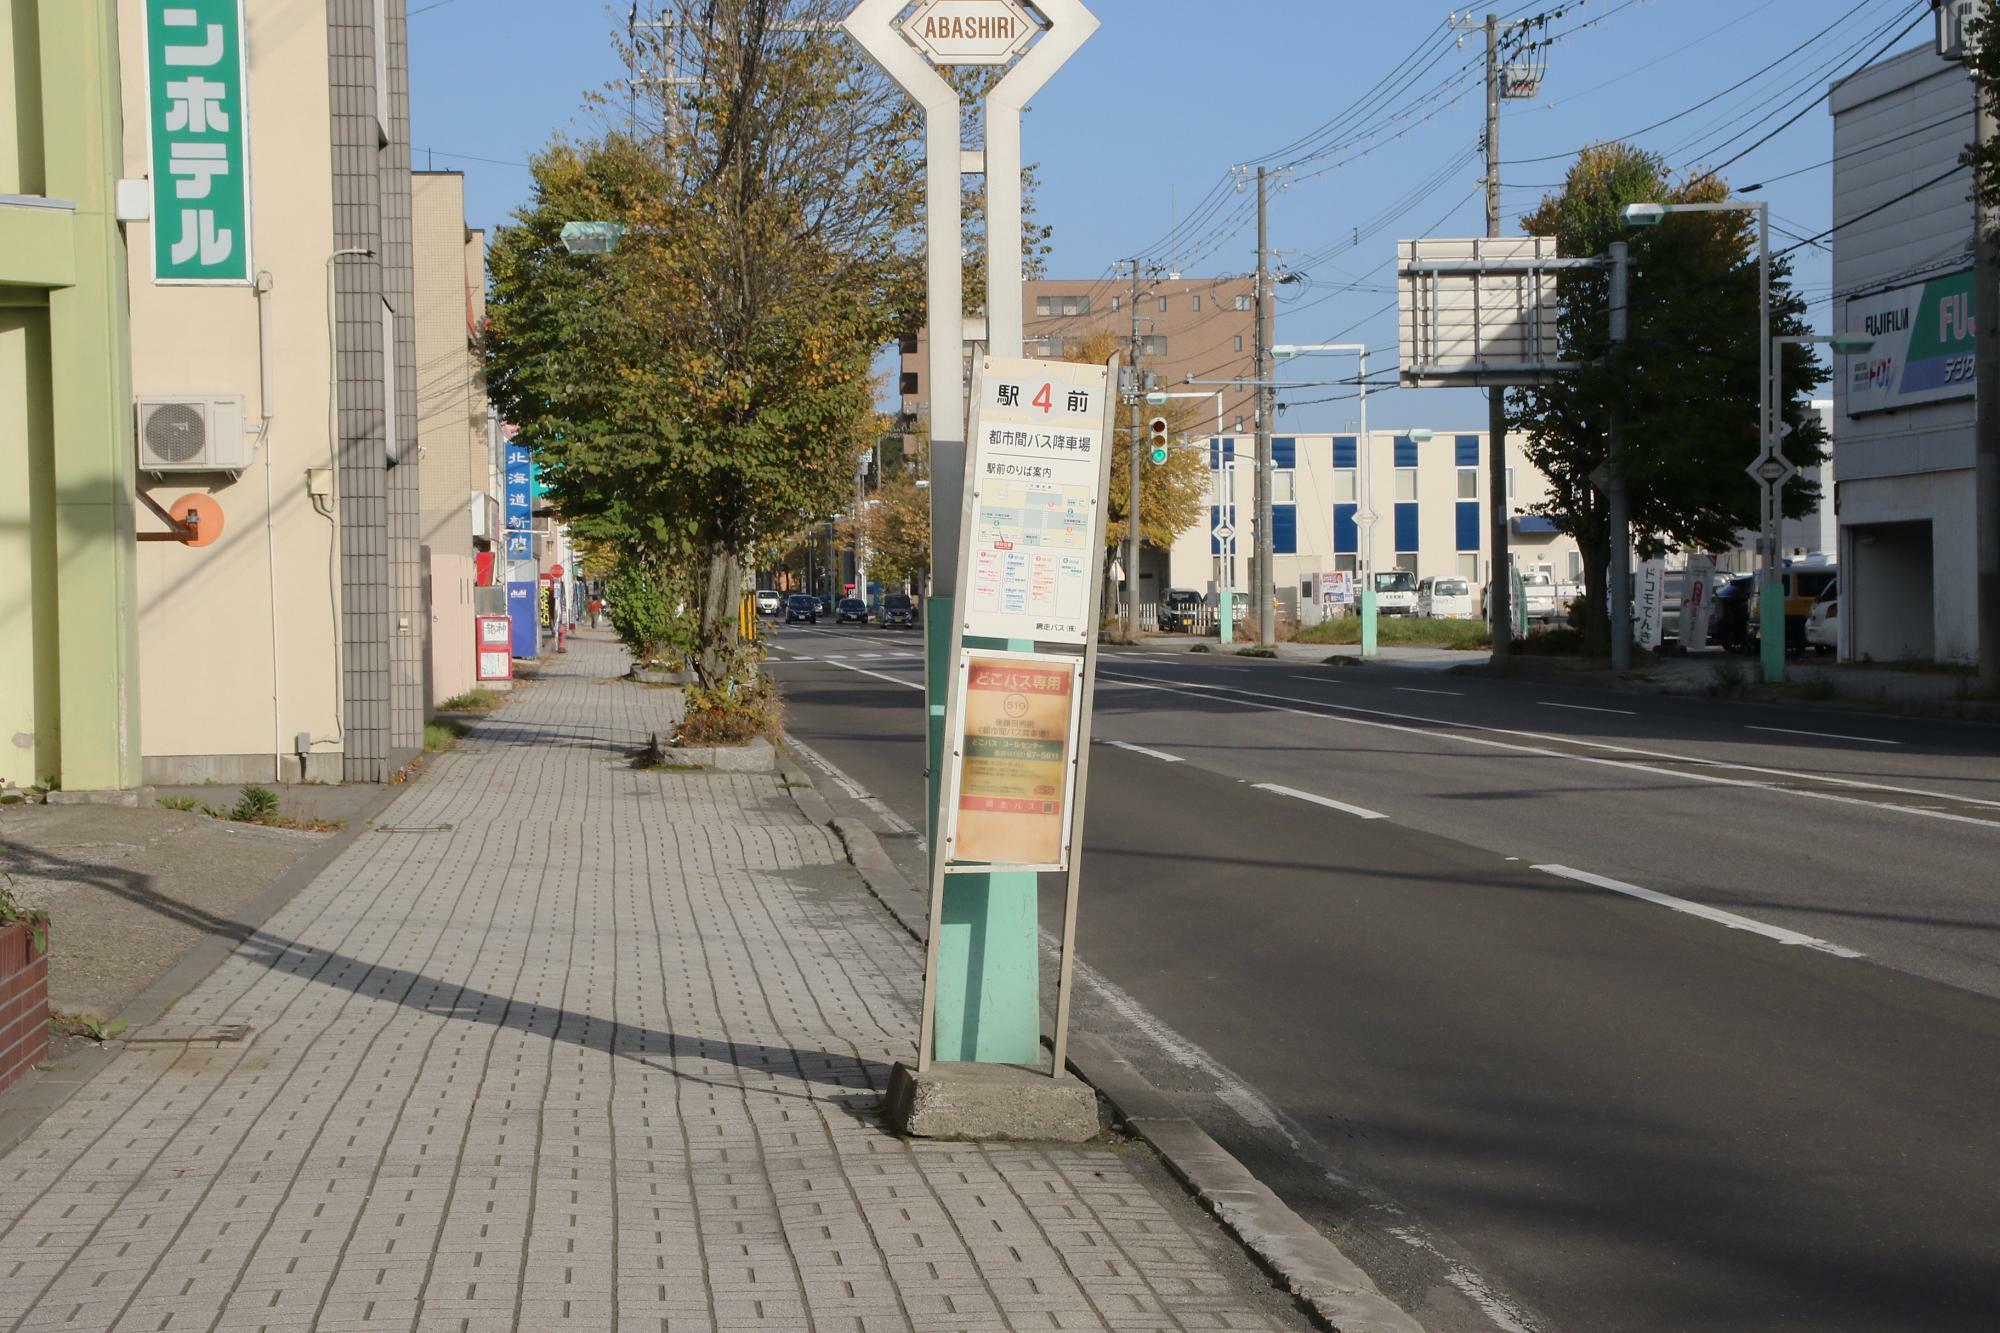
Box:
1535;864;1865;960
1252;784;1388;821
1396;687;1463;697
1539;701;1636;716
1747;725;1901;747
1104;741;1184;764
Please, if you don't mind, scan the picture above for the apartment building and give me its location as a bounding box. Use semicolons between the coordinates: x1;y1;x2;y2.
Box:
1166;430;1582;618
118;0;424;783
898;275;1258;429
413;170;493;707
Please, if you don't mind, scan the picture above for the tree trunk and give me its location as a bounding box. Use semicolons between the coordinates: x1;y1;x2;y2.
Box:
1578;534;1611;658
697;541;745;689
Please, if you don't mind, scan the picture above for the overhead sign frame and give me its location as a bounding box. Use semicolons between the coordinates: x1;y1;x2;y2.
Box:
1397;237;1593;388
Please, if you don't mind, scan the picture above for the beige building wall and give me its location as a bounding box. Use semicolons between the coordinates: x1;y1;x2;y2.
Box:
118;0;344;783
1165;431;1583;616
413;171;485;706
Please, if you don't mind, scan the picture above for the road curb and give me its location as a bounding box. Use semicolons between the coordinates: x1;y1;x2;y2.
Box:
774;736;1426;1333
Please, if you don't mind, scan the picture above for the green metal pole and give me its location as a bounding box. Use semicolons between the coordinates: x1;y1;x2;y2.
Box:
1361;586;1379;656
1760;580;1786;685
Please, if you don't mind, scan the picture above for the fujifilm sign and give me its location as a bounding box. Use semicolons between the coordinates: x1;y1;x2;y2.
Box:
1843;269;1976;416
900;0;1040;64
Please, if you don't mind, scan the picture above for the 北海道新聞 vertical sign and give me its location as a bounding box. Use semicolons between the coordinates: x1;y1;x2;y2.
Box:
963;357;1111;645
145;0;252;283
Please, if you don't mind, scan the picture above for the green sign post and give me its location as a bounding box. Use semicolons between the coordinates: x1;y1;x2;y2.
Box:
145;0;251;284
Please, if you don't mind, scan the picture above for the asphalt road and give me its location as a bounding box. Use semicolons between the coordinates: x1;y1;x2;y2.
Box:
764;620;2000;1333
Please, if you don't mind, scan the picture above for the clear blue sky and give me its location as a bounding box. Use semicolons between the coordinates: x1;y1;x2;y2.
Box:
408;0;1937;433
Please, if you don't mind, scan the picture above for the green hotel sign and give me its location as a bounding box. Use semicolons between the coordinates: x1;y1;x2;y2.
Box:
144;0;251;283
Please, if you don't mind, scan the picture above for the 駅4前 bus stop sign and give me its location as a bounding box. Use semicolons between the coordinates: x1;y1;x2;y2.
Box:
844;0;1106;1140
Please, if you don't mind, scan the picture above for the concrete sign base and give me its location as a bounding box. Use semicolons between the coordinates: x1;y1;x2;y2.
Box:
885;1061;1100;1143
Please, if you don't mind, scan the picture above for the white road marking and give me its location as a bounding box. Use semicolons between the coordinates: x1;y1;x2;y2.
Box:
823;659;925;690
1098;672;2000;830
1396;687;1463;697
857;654;882;660
1539;701;1635;716
1105;741;1184;764
1288;674;1340;684
1534;864;1865;959
782;732;917;836
1747;725;1901;747
1253;783;1388;821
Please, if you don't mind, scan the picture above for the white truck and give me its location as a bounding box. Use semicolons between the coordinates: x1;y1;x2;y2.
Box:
1372;569;1420;617
1518;564;1559;626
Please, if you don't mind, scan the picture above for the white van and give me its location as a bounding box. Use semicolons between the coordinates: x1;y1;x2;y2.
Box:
1418;576;1475;619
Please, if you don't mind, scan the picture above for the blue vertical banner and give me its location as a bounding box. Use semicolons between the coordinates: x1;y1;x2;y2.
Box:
504;442;538;658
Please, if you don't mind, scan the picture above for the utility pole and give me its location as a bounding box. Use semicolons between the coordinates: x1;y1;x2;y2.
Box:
1607;241;1633;671
1255;166;1276;646
1128;259;1145;636
1483;11;1513;659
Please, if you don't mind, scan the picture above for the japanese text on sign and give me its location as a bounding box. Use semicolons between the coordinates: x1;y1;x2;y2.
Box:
963;357;1110;645
946;652;1083;870
146;0;252;283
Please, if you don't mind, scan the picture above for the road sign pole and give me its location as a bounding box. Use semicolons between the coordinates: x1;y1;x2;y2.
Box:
846;0;1098;1073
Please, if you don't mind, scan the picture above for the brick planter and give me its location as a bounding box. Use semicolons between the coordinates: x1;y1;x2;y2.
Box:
0;922;49;1097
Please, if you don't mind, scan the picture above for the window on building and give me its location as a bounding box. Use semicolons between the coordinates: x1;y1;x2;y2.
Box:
898;331;918;353
1457;468;1478;499
1396;553;1419;573
374;0;391;136
1569;551;1584;580
1234;294;1251;311
1396;470;1418;503
1234;417;1245;433
1508;468;1517;501
1111;295;1121;312
1028;337;1062;357
1234;335;1244;353
1335;554;1357;575
1034;294;1090;317
899;371;919;396
381;301;400;464
1192;295;1202;312
1138;334;1168;356
1334;470;1356;503
1273;471;1296;503
1158;296;1169;314
1458;554;1480;581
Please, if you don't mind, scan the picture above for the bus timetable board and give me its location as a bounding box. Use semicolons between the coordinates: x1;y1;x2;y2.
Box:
961;358;1110;646
943;649;1085;873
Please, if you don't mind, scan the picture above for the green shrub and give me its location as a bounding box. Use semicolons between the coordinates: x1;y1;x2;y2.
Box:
1513;627;1585;657
1296;617;1492;650
425;720;470;752
0;859;48;955
157;796;199;812
677;680;781;747
437;688;502;713
231;786;281;822
606;557;699;667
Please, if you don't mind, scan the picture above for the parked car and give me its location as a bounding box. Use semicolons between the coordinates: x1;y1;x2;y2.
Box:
1156;588;1209;635
1744;563;1838;655
755;589;782;617
1514;566;1558;626
836;597;869;624
1806;579;1839;653
785;593;819;624
1417;576;1475;620
879;593;918;629
1373;569;1420;617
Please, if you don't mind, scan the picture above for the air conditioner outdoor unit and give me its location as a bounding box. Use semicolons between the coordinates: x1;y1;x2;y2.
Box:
135;396;250;474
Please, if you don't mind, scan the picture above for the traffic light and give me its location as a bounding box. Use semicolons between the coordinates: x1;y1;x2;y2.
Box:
1148;416;1169;465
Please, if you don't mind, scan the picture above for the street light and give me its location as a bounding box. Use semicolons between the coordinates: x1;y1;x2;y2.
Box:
559;221;626;255
1622;197;1783;679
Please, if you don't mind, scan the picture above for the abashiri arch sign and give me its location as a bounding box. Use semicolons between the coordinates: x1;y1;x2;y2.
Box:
900;0;1040;64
